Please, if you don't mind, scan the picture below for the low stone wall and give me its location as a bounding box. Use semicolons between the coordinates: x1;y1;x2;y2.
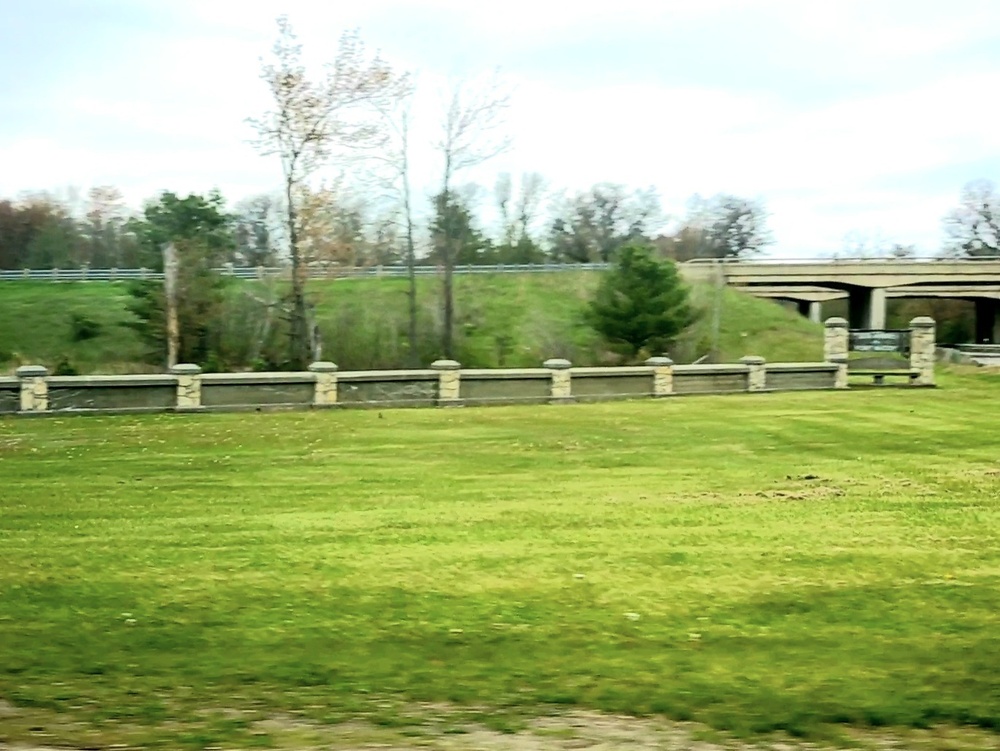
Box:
5;356;852;417
337;370;440;408
0;378;19;414
200;372;315;410
47;375;177;413
459;368;552;406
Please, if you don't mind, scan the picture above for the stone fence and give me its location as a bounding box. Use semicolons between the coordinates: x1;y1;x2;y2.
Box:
0;318;936;417
1;358;838;416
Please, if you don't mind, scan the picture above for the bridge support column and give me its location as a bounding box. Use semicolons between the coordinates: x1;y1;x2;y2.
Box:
848;287;887;329
794;300;822;323
974;299;999;344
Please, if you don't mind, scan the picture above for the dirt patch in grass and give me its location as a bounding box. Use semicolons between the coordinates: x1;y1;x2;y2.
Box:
4;706;1000;751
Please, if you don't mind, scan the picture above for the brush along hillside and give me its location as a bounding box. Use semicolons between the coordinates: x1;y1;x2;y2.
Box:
0;272;822;374
1;372;999;749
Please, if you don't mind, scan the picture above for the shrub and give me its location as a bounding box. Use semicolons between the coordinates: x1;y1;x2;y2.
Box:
70;313;102;342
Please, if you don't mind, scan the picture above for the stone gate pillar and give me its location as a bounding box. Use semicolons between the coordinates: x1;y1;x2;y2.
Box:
824;317;849;363
909;317;936;387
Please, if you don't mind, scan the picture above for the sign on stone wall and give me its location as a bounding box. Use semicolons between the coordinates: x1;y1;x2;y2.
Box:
849;330;910;354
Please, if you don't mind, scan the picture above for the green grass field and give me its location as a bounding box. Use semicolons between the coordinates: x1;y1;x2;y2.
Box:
0;273;823;374
2;371;999;749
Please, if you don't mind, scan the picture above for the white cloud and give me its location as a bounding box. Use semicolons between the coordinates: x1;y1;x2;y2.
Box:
2;0;999;255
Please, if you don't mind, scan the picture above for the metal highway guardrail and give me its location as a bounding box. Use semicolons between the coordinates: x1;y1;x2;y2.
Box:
4;257;1000;282
0;263;613;282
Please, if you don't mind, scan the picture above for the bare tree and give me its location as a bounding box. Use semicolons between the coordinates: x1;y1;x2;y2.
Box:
943;179;1000;258
248;16;408;368
234;194;281;267
84;186;129;267
658;194;771;262
548;184;660;263
370;93;421;364
495;172;546;262
837;230;917;260
434;74;511;358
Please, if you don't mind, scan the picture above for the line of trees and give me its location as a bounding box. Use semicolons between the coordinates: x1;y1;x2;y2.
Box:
2;15;996;369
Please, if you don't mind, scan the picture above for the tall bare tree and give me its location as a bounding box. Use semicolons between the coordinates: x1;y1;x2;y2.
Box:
84;186;128;267
662;194;771;261
548;184;660;263
371;93;421;364
495;172;546;263
434;74;511;358
248;16;408;368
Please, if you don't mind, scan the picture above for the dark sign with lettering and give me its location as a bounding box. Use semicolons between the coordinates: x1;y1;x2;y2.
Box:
849;330;910;354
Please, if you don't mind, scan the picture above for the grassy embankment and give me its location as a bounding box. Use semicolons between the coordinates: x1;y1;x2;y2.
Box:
0;272;823;374
1;370;999;749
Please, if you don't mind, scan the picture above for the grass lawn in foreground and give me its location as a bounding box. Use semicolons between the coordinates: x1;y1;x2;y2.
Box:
1;370;999;749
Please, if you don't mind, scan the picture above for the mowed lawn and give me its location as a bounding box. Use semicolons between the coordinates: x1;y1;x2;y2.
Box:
2;372;1000;748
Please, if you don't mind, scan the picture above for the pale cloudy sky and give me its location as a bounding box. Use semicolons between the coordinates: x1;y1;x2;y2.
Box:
2;0;999;257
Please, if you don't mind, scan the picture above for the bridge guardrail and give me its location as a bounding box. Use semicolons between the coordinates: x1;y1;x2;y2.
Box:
685;256;1000;264
0;263;614;282
4;257;1000;283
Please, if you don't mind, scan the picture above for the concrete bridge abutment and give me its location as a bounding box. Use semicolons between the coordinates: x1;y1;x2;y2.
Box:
975;298;1000;344
796;300;823;323
847;287;887;330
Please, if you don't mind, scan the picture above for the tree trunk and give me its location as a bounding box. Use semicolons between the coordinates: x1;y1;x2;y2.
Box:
162;242;180;369
443;252;454;359
406;218;418;366
439;163;454;360
402;135;419;366
286;179;311;370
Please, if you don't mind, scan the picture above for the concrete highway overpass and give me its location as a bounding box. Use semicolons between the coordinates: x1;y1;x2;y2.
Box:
681;258;1000;343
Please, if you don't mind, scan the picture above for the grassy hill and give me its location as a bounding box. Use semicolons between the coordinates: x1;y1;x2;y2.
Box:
0;272;823;374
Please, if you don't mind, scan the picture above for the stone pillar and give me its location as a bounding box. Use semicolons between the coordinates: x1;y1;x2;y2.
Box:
909;317;936;387
741;356;767;392
544;358;573;403
829;354;849;389
16;366;48;413
431;359;462;406
171;364;203;411
645;356;674;397
309;361;339;407
824;317;849;362
808;302;822;324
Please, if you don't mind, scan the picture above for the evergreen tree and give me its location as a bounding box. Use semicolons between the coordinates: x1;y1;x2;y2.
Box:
123;191;235;368
588;243;696;361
